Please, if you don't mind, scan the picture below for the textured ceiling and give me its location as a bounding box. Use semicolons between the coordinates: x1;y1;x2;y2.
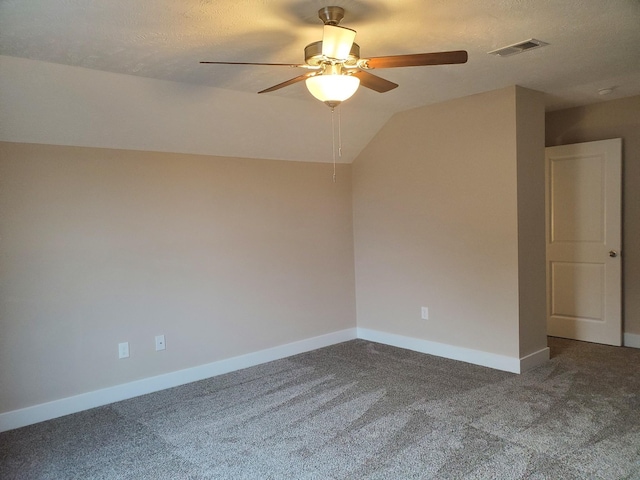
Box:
1;0;639;113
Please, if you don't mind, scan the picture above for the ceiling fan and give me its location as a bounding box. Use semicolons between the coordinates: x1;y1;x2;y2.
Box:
201;6;468;108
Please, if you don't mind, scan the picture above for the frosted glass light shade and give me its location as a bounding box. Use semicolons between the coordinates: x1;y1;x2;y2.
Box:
305;74;360;107
322;25;357;60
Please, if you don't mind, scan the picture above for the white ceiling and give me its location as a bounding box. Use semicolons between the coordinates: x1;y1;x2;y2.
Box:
1;0;639;161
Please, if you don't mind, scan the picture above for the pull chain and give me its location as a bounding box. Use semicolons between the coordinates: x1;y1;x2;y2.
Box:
331;107;336;183
338;106;343;161
330;106;344;183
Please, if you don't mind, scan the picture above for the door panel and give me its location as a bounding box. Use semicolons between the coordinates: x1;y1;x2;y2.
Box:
550;262;604;319
550;154;604;243
545;139;621;346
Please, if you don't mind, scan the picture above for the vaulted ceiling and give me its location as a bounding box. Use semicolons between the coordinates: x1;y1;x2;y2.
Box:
1;0;639;162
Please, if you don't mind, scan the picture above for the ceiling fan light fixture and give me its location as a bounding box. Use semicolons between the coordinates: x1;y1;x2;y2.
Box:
306;74;360;108
322;25;357;60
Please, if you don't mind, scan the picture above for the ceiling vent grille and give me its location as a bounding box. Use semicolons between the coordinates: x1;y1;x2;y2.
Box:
488;38;549;57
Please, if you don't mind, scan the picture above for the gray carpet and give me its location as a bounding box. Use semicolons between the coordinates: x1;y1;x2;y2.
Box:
1;337;639;479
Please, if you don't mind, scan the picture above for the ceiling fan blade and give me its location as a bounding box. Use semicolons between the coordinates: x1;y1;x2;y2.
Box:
322;25;356;60
258;72;318;94
352;71;398;93
363;50;468;69
200;61;305;67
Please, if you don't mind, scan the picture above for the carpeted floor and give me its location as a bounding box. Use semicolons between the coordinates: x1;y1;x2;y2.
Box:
1;337;639;479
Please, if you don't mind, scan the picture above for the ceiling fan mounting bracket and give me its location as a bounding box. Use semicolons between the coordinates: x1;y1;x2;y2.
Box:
318;6;345;26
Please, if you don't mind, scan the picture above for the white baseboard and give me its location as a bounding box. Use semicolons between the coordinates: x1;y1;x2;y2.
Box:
0;327;558;432
0;328;357;433
519;346;551;372
624;333;640;349
357;328;549;374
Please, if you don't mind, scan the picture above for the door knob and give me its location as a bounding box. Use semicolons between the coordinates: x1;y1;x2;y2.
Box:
609;250;618;258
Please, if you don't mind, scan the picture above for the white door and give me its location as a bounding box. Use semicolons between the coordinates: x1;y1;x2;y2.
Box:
545;139;622;346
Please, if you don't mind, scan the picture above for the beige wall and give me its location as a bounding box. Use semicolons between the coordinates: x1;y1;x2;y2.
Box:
0;142;356;413
516;87;547;357
545;95;640;335
352;86;547;359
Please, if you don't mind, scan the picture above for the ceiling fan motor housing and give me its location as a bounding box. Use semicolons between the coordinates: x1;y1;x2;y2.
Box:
304;41;360;67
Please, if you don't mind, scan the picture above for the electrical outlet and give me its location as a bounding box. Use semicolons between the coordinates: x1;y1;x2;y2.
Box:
155;335;166;351
118;342;129;359
421;307;429;320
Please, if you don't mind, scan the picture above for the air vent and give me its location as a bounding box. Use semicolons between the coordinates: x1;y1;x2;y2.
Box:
488;38;549;57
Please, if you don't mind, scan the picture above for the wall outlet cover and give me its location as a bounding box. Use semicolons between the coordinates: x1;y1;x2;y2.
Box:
118;342;129;359
155;335;166;351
